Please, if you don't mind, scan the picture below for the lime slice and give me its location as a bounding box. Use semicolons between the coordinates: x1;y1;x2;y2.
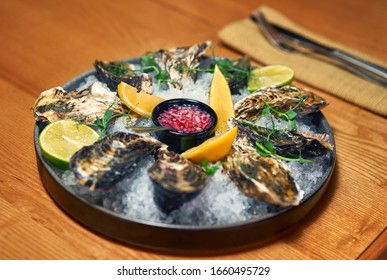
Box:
39;120;99;170
247;65;295;92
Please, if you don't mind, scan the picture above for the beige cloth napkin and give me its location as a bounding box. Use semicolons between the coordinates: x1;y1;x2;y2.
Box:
218;6;387;117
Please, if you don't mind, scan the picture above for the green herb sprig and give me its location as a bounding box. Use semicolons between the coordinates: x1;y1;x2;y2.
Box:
255;140;313;163
107;62;132;76
176;56;251;84
249;95;313;164
200;160;223;176
137;52;179;89
261;94;305;131
137;50;251;90
77;103;132;140
212;57;251;81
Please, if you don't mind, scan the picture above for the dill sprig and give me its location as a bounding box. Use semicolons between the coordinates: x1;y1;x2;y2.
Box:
255;140;314;163
106;62;133;76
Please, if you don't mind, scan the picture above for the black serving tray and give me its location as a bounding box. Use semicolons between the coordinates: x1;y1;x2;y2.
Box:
34;57;336;253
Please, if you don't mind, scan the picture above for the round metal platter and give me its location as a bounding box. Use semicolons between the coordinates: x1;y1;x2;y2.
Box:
34;57;336;253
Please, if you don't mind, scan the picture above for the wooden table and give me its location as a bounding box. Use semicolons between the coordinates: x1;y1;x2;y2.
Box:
0;0;386;260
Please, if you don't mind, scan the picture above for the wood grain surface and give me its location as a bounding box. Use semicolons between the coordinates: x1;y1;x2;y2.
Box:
0;0;386;260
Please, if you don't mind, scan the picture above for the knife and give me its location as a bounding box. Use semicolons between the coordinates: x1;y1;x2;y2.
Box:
271;23;387;79
250;15;387;86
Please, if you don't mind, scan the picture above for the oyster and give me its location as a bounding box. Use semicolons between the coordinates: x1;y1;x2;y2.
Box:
94;60;153;93
223;55;251;95
70;132;164;190
154;41;211;89
234;85;328;122
236;120;333;159
224;145;303;207
31;81;128;124
148;149;208;213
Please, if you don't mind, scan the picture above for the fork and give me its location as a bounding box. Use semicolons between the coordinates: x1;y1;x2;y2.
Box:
252;10;387;87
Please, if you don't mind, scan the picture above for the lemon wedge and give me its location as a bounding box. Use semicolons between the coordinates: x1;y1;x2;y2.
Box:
209;64;235;133
181;126;238;164
117;81;164;118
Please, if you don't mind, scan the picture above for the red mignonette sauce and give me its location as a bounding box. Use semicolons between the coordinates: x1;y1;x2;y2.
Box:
157;104;212;133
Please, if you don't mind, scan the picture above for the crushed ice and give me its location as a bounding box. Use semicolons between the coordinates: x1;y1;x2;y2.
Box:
58;66;333;227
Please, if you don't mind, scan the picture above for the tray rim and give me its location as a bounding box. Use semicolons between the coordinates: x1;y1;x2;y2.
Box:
33;58;337;252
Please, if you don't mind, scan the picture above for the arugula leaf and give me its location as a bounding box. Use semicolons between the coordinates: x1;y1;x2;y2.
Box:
138;52;182;89
255;141;272;157
95;116;103;128
261;97;304;131
140;52;158;69
261;105;271;117
263;139;275;154
104;109;113;122
155;69;169;81
285;109;297;120
200;160;222;176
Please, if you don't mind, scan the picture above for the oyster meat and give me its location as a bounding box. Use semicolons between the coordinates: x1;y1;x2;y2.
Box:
236;120;334;159
154;41;211;89
234;85;328;122
31;81;128;124
224;145;303;207
148;149;208;213
94;60;153;93
70;132;164;190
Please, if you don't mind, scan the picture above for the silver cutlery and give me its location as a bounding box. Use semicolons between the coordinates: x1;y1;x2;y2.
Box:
251;10;387;87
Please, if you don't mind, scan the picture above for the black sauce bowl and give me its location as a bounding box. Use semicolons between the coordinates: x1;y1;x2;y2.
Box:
151;98;217;153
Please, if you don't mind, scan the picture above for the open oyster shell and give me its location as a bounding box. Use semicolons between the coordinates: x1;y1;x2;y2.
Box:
154;41;211;89
234;85;329;122
31;81;128;124
94;60;153;93
224;145;304;207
